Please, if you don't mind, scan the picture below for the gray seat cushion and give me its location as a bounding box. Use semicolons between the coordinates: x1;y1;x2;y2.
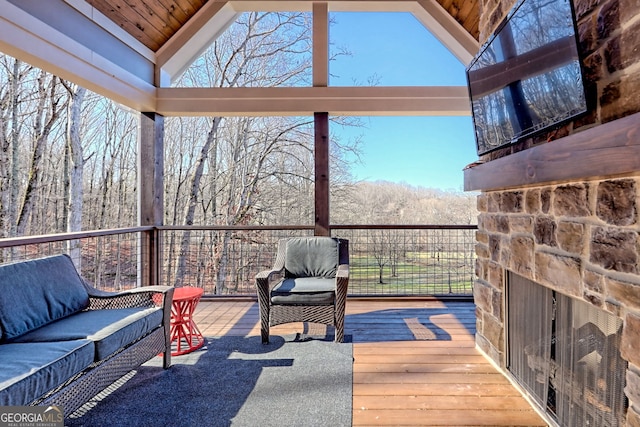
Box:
0;254;89;340
271;277;336;304
9;307;163;361
0;339;94;406
284;237;339;278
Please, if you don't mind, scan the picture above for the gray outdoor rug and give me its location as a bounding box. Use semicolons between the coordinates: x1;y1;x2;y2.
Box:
66;334;353;427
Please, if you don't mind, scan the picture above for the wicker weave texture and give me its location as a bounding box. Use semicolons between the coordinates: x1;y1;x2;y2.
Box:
37;326;166;415
255;237;349;343
270;304;334;326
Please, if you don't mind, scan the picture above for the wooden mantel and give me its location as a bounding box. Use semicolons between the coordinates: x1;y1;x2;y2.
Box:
464;111;640;192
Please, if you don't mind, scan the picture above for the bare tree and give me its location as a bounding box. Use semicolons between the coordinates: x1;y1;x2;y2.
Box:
15;72;65;235
167;12;317;291
59;82;86;264
0;57;25;242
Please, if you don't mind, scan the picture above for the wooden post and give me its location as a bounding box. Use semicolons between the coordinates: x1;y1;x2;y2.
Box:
313;2;328;87
314;112;330;236
313;3;330;237
138;112;164;286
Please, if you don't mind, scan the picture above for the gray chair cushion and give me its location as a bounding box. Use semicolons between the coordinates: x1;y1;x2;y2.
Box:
9;307;163;361
0;255;90;340
271;277;336;304
0;339;94;406
284;237;339;278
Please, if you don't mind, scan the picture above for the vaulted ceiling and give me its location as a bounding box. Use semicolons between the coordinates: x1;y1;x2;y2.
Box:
85;0;480;52
0;0;480;116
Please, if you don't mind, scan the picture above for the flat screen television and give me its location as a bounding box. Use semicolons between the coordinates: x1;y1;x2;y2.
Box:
466;0;587;156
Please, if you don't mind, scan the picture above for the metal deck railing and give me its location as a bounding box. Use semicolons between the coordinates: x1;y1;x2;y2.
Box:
0;224;477;297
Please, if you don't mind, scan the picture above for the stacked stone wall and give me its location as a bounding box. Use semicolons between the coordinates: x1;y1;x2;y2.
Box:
474;0;640;423
474;178;640;424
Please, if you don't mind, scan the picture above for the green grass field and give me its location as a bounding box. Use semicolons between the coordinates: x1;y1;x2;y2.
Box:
347;251;475;296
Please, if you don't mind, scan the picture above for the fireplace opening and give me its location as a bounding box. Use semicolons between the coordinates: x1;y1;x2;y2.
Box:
506;272;628;426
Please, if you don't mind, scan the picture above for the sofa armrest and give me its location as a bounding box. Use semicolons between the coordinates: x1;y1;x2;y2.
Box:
85;282;174;311
85;283;175;368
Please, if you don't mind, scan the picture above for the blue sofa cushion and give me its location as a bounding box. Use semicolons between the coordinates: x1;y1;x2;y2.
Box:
9;307;164;361
0;340;94;406
284;237;339;279
0;255;89;341
271;277;336;304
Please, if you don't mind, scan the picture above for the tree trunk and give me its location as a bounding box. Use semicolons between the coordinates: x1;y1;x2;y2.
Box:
0;59;18;242
65;84;86;265
174;117;221;287
8;59;21;239
16;73;63;235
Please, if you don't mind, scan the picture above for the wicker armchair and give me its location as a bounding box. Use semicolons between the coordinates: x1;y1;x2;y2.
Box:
255;237;349;343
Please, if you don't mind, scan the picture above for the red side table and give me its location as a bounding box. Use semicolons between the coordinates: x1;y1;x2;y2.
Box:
169;286;205;356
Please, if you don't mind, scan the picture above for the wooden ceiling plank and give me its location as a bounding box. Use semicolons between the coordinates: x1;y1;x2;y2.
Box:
177;0;204;18
87;0;161;50
464;11;479;41
88;0;163;46
181;0;206;13
436;0;455;14
155;0;190;24
122;0;179;40
456;0;477;33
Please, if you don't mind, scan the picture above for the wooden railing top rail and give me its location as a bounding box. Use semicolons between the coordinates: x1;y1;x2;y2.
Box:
157;225;315;231
0;224;478;248
0;226;154;248
331;224;478;230
159;224;478;231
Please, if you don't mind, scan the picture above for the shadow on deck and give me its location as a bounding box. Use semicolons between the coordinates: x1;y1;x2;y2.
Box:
193;298;547;426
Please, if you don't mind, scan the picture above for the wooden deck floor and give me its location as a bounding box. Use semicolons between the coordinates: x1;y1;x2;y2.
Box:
193;299;548;426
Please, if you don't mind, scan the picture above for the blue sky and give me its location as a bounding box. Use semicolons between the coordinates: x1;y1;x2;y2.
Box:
329;12;477;191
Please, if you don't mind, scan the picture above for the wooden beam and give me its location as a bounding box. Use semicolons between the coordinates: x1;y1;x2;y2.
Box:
156;86;471;116
463;111;640;192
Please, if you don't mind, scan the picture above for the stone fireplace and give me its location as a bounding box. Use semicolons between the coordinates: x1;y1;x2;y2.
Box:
463;0;640;425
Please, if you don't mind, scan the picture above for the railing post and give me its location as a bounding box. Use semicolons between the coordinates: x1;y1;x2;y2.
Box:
138;112;164;286
314;112;330;237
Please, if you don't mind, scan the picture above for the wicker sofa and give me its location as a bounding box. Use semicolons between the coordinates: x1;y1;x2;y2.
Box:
0;254;174;416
